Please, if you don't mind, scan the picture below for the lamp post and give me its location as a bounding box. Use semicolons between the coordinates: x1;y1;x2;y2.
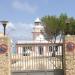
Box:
0;21;8;36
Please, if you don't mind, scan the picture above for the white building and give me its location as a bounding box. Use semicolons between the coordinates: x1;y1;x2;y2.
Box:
16;18;62;56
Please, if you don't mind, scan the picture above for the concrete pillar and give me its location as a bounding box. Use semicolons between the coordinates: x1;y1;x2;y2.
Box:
0;36;11;75
65;35;75;75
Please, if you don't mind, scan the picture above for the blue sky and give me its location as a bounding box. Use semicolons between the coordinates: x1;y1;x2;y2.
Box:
0;0;75;42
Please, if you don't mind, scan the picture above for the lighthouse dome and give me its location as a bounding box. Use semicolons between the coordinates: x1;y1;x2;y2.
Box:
34;18;41;23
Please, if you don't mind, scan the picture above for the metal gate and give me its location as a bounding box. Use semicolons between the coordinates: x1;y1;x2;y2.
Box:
11;43;64;75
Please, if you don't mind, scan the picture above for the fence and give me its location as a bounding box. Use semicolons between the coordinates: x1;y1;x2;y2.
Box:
11;43;64;72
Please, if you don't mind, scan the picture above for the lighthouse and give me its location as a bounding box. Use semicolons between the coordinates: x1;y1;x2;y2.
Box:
32;18;45;41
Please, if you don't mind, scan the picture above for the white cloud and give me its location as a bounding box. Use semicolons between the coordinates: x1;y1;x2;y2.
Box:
6;22;15;29
0;22;15;36
0;23;3;32
12;0;38;13
0;21;34;41
6;22;34;41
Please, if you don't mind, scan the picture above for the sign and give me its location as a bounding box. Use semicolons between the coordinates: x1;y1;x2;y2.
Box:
66;42;75;51
0;44;8;54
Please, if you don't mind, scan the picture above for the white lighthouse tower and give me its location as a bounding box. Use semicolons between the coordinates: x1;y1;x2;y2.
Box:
32;18;45;41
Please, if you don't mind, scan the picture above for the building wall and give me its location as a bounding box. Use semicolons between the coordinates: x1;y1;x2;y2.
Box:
16;44;48;56
16;43;62;57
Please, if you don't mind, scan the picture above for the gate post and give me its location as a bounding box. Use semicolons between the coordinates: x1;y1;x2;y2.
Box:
0;34;11;75
64;35;75;75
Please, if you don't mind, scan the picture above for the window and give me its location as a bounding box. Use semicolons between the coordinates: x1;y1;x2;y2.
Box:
54;46;58;51
23;47;26;52
23;47;27;56
49;46;52;52
38;46;43;55
49;45;58;52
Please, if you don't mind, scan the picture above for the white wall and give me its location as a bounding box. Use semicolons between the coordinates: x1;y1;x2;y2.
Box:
18;47;23;55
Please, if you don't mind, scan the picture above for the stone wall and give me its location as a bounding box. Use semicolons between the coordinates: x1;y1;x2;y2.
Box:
0;37;11;75
65;35;75;75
